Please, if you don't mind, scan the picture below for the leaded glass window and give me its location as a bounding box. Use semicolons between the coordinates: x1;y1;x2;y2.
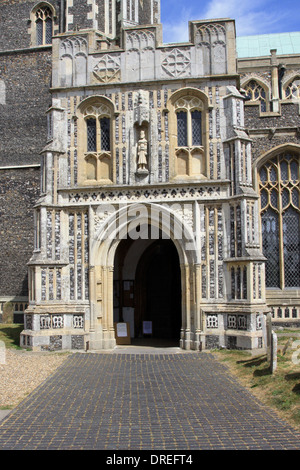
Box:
191;110;202;146
87;119;96;152
245;80;268;112
83;101;113;182
283;207;300;287
259;153;300;288
100;117;110;152
285;79;300;99
261;208;280;288
36;19;43;46
174;94;205;177
45;17;53;44
35;6;53;46
177;111;187;147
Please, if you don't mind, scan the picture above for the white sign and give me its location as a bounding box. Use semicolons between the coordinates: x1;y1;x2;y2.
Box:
143;321;152;335
116;323;128;337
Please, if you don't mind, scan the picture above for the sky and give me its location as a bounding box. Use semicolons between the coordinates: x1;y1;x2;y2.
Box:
160;0;300;44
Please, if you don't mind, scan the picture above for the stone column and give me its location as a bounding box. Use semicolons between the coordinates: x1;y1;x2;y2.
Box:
101;266;116;349
181;264;193;350
194;263;202;350
271;49;280;113
106;266;116;348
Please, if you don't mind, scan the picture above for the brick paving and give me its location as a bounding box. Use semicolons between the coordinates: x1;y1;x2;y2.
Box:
0;351;299;450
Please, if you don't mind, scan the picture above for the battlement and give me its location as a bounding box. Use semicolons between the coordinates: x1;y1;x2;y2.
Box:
51;19;237;89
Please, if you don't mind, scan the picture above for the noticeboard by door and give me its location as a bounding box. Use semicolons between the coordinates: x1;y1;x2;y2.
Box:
114;322;131;345
143;321;152;336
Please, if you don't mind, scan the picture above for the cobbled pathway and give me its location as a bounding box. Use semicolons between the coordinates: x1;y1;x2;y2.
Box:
0;351;299;450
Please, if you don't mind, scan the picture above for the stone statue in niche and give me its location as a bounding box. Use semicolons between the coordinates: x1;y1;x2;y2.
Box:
137;130;148;173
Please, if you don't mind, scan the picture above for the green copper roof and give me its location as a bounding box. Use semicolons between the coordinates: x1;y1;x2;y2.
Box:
236;32;300;57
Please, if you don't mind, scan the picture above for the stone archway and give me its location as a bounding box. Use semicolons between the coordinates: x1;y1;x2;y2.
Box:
89;203;201;351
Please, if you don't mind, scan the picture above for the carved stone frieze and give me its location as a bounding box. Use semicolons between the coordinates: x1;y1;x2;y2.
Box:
68;185;221;204
161;48;191;78
60;36;88;58
93;54;121;83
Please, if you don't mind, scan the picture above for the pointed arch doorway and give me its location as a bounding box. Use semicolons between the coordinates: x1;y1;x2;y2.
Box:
113;235;182;346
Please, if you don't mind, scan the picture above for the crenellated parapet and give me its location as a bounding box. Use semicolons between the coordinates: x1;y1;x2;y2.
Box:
52;19;237;89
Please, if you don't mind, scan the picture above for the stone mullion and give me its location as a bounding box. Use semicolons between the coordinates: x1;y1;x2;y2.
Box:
96;116;101;181
107;266;115;338
277;162;285;289
89;266;96;334
102;266;109;338
111;114;116;184
181;264;192;350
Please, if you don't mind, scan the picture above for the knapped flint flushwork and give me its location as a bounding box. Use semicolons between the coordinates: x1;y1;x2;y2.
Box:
0;168;40;297
0;0;58;51
0;50;52;167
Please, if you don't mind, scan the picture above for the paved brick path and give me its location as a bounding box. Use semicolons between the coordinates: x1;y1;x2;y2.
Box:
0;351;299;450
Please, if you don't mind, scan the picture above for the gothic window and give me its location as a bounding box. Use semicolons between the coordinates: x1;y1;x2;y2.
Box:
86;116;111;154
191;110;202;146
284;78;300;99
176;107;202;148
259;152;300;289
100;117;111;152
35;5;53;45
78;99;114;183
174;95;205;177
177;111;188;147
87;118;97;152
245;80;268;112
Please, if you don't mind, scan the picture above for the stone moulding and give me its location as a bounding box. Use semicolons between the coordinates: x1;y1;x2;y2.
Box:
66;183;225;204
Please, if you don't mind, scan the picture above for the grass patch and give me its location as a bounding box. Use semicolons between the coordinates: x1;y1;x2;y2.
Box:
0;323;23;349
212;331;300;430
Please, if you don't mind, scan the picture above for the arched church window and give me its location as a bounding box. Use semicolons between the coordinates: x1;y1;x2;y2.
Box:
259;152;300;289
86;116;111;154
176;107;202;148
80;100;113;183
284;78;300;99
245;80;268;112
174;95;205;177
35;5;53;45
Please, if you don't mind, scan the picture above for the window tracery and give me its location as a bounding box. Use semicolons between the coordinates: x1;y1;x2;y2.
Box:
259;152;300;289
80;101;113;183
245;80;268;112
35;5;53;45
174;96;205;177
284;78;300;99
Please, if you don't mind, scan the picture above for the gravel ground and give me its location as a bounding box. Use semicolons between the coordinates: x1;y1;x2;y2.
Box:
0;349;69;408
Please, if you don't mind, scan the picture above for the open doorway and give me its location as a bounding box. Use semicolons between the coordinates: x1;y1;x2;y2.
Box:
113;236;182;346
